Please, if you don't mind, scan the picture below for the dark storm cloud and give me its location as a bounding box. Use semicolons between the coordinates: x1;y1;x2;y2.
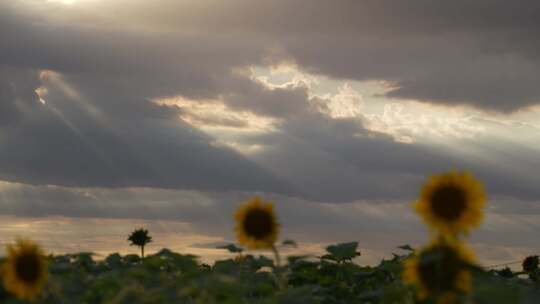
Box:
0;0;538;111
0;83;18;125
1;0;540;202
4;0;540;111
71;0;540;111
0;67;295;194
1;1;540;268
0;1;318;196
244;110;540;202
0;1;302;194
273;1;540;112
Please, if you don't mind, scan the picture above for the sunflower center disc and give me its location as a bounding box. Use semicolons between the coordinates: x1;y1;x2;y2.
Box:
15;253;41;283
243;209;273;239
430;185;467;221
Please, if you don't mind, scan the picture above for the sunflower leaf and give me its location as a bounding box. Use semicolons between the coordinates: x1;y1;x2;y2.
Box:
397;244;415;252
324;242;360;262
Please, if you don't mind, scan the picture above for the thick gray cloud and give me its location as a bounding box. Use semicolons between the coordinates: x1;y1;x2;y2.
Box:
0;66;41;125
1;0;540;203
1;67;539;202
0;83;18;125
3;0;540;111
0;67;295;194
64;0;540;111
246;110;540;202
1;0;540;268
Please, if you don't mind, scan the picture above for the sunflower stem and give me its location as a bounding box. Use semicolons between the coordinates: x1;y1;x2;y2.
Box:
238;252;245;274
271;244;286;290
271;244;281;268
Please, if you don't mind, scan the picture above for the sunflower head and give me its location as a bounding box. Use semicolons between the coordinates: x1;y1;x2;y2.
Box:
403;240;474;303
415;171;486;236
522;255;539;273
3;239;48;300
235;196;279;250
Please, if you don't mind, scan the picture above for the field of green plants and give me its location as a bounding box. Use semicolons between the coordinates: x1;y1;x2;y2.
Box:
1;242;539;304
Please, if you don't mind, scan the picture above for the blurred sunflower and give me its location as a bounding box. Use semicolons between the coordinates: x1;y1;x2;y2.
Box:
415;171;486;236
522;255;539;273
235;196;279;250
403;240;475;304
3;239;48;300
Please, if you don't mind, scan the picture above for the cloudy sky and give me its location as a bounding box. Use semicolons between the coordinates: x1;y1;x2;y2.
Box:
1;0;540;265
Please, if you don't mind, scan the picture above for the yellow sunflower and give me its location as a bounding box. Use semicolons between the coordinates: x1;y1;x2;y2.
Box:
415;171;486;236
403;240;475;304
3;239;48;300
235;196;279;250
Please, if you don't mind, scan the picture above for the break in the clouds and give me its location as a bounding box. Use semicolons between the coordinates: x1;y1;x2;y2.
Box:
1;0;540;263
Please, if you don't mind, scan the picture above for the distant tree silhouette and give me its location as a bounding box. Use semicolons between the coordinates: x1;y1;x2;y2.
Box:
128;228;152;259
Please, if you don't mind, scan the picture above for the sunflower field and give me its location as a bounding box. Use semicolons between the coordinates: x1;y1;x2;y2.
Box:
1;171;540;303
0;242;538;304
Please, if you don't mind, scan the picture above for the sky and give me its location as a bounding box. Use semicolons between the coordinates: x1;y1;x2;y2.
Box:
1;0;540;266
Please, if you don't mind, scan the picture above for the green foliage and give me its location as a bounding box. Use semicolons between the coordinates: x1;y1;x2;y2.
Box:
397;245;415;252
217;244;244;254
522;255;540;281
2;244;540;303
322;242;361;263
